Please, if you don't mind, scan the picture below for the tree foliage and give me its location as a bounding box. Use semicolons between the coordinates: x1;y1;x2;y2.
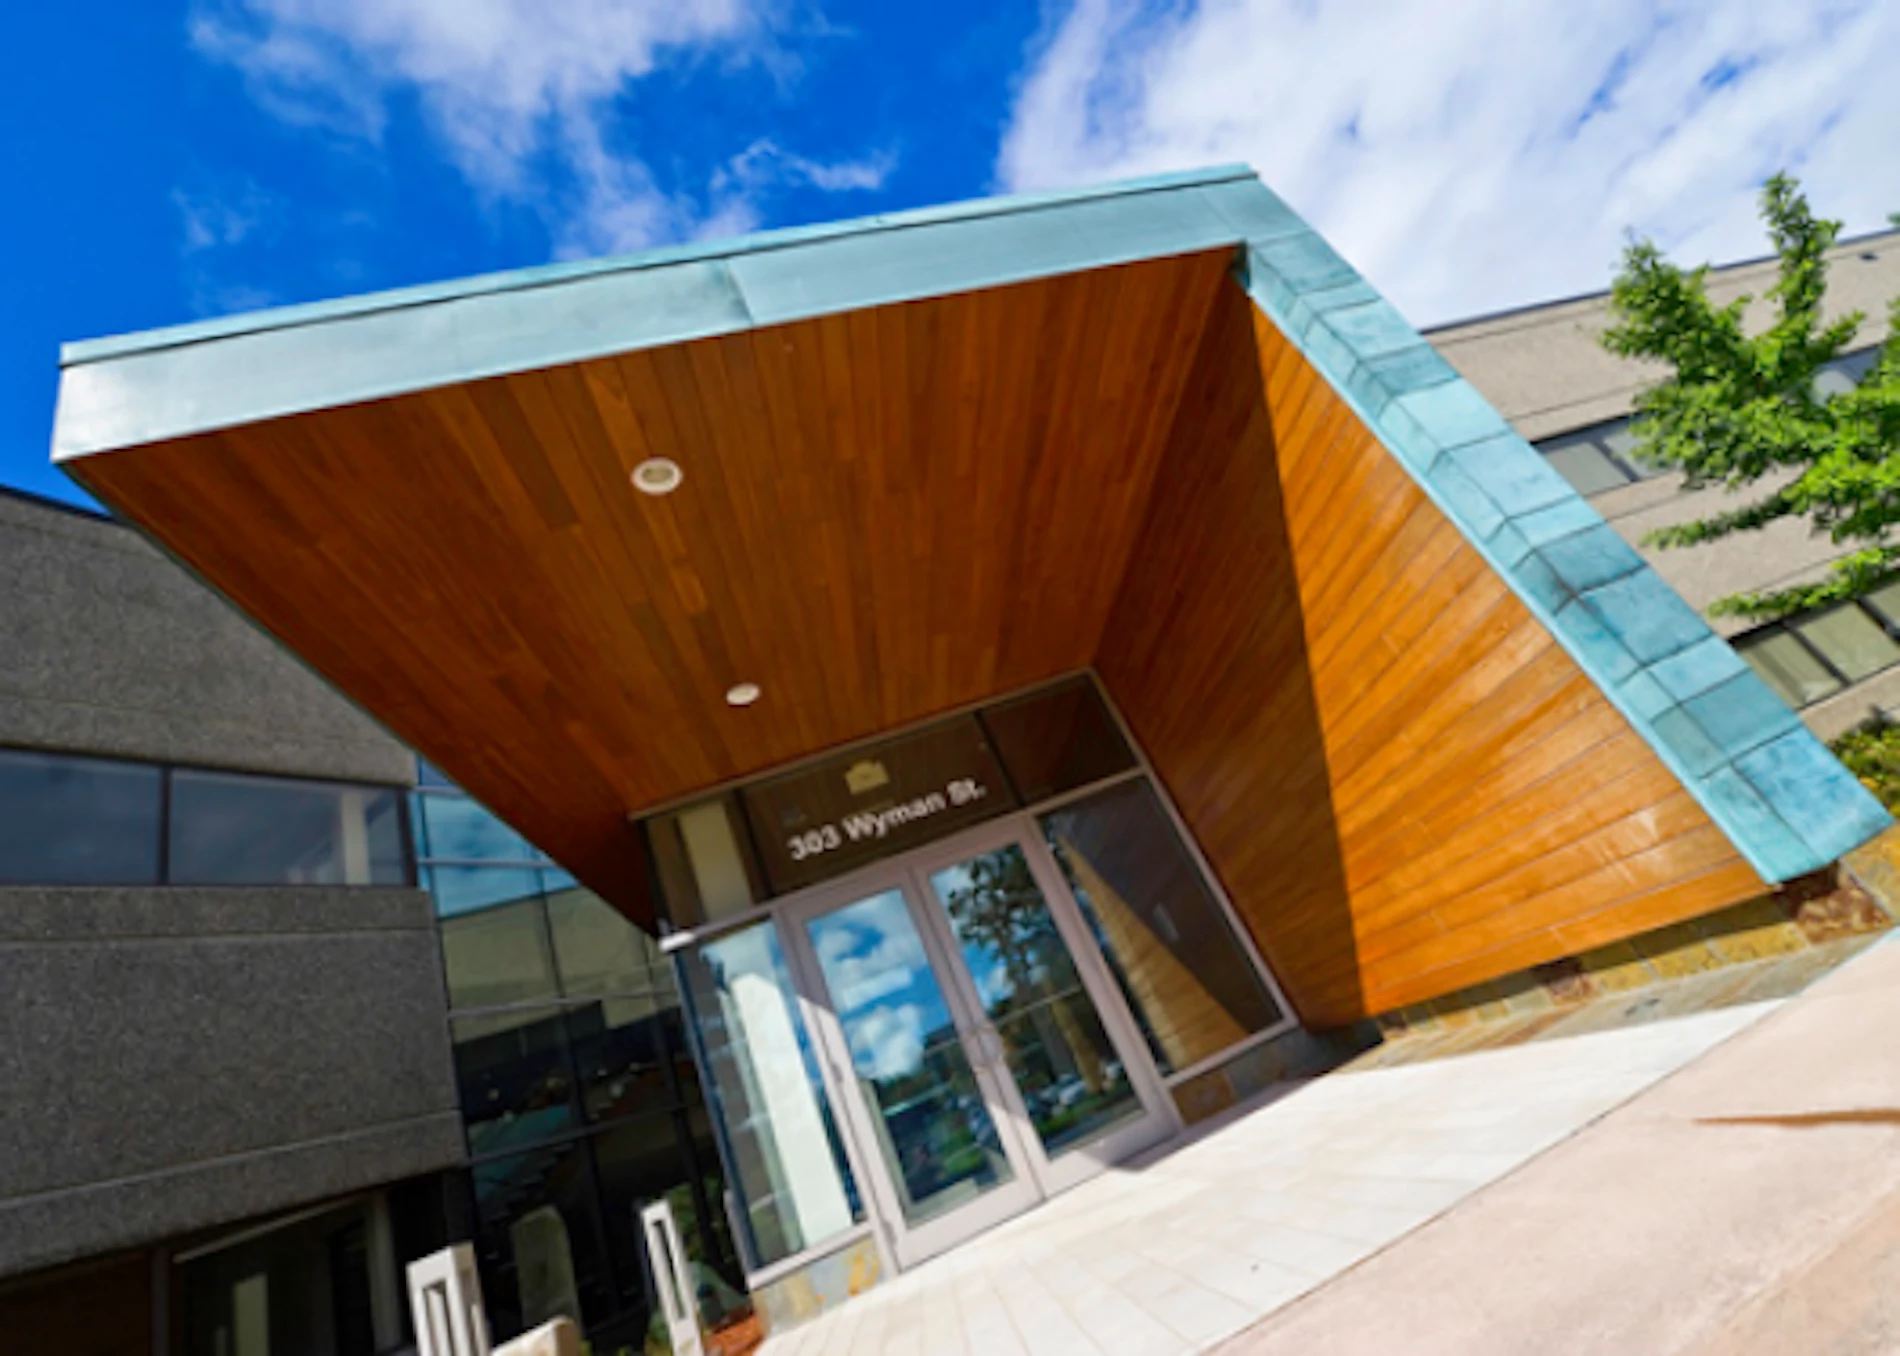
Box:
1831;716;1900;813
1601;176;1900;619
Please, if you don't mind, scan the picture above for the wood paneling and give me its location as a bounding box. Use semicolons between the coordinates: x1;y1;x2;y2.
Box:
73;251;1234;917
1098;284;1766;1025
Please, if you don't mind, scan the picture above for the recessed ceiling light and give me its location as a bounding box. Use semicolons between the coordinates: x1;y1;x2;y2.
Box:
725;682;762;708
632;457;683;496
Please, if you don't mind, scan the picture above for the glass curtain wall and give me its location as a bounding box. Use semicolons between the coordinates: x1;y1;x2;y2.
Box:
412;764;752;1355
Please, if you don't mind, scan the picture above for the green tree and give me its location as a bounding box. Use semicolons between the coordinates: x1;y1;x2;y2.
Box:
1600;175;1900;619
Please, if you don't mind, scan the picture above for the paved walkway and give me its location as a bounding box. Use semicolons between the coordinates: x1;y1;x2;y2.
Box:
758;999;1780;1356
1218;932;1900;1356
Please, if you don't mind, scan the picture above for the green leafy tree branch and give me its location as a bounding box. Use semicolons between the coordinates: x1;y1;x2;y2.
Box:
1601;175;1900;620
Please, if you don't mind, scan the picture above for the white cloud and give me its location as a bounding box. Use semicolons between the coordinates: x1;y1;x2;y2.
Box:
847;1002;928;1082
999;1;1900;326
192;0;890;258
816;890;930;1014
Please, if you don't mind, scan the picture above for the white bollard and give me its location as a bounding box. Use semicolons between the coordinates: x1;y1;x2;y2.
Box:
407;1244;491;1356
642;1200;705;1356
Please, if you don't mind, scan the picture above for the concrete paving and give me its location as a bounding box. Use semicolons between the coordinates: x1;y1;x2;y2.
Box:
1217;932;1900;1356
757;999;1779;1356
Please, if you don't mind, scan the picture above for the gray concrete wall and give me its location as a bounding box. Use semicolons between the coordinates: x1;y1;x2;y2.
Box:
0;885;462;1279
0;491;412;785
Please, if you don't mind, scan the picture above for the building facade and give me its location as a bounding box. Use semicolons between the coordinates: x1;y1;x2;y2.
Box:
16;167;1897;1348
0;487;459;1355
0;489;745;1355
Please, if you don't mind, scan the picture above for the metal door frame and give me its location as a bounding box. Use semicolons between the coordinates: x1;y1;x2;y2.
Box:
774;814;1181;1269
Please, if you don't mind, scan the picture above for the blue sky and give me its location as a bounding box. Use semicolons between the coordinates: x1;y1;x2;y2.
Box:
7;1;1898;509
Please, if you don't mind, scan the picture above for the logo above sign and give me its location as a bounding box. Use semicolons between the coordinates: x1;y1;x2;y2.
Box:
844;759;891;795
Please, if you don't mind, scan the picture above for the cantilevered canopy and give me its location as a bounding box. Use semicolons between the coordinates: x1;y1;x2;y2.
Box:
54;169;1266;917
56;166;1884;1018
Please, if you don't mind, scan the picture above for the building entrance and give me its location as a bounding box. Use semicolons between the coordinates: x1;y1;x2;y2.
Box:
781;820;1177;1268
663;675;1296;1292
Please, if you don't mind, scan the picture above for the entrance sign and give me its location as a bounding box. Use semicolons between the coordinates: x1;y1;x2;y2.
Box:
742;717;1016;894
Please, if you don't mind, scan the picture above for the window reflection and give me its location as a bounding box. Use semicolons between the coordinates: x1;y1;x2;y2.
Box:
547;887;666;997
808;890;1015;1222
469;1140;615;1341
0;750;160;885
677;921;862;1268
417;793;538;862
1041;780;1280;1074
426;864;544;918
439;896;560;1009
929;849;1142;1157
979;676;1135;804
170;771;406;886
567;992;675;1124
453;1008;577;1158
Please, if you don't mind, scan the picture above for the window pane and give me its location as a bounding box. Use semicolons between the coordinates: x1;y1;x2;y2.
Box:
427;864;544;919
1736;629;1844;708
468;1140;615;1343
547;886;666;997
1540;438;1631;495
0;750;160;885
980;676;1135;804
592;1120;752;1336
1793;605;1900;682
566;992;679;1124
1597;424;1664;479
677;922;861;1269
418;793;538;863
440;896;559;1009
1814;367;1859;398
1863;579;1900;628
453;1007;577;1157
1041;779;1281;1076
170;772;405;886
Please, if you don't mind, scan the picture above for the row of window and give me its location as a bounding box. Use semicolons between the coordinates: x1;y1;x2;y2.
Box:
0;748;409;887
1536;348;1879;498
1731;580;1900;709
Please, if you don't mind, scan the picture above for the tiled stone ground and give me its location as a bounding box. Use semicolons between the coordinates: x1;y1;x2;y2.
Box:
1218;931;1900;1355
756;1001;1781;1356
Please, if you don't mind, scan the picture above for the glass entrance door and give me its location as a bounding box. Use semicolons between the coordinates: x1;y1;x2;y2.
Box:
785;823;1175;1267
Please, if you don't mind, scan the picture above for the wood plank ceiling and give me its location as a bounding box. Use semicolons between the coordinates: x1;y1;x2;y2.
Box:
73;249;1236;915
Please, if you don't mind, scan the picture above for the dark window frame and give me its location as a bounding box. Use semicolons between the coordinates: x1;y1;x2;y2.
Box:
0;746;415;889
1730;591;1900;708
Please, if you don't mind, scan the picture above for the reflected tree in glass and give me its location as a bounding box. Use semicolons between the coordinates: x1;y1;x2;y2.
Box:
934;847;1139;1155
